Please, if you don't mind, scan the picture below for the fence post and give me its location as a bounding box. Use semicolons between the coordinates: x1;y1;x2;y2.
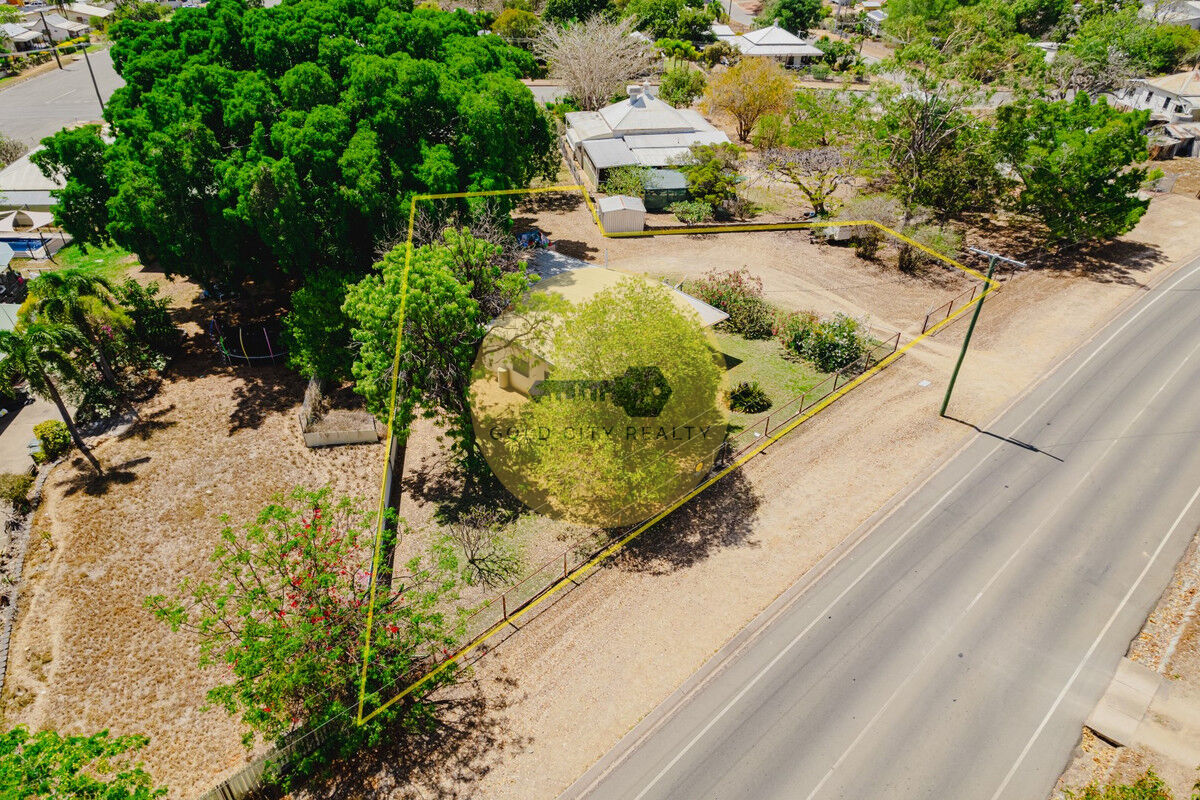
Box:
563;552;568;578
501;594;507;620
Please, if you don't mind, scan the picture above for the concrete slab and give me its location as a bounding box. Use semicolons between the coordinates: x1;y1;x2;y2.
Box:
1086;657;1165;746
0;396;59;474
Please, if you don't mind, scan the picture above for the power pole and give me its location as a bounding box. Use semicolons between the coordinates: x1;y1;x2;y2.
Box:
38;12;63;70
81;40;104;112
939;247;1026;417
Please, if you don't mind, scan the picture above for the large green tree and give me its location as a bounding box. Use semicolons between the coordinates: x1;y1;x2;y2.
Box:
0;726;166;800
996;94;1152;247
30;126;113;247
42;0;556;289
758;0;822;34
343;228;530;471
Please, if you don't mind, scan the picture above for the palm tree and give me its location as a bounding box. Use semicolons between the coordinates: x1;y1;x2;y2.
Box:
23;269;130;396
0;325;103;475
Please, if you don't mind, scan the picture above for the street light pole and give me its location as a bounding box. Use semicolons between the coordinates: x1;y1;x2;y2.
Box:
939;247;1026;417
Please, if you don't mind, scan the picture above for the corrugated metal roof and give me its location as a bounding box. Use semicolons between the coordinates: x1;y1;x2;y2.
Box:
644;169;689;190
599;90;695;135
622;131;728;149
634;146;696;167
581;138;637;169
1;23;41;40
597;195;646;213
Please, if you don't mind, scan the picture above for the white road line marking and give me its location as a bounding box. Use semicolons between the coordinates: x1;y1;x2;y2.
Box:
621;257;1200;800
989;489;1200;799
45;89;77;103
802;332;1200;800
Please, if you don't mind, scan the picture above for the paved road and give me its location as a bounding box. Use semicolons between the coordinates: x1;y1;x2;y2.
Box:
563;256;1200;800
0;48;122;146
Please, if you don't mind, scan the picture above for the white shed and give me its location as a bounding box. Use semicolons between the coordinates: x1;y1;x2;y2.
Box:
598;195;646;233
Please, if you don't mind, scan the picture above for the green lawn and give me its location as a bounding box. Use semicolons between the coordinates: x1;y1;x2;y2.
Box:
713;330;831;430
45;244;139;282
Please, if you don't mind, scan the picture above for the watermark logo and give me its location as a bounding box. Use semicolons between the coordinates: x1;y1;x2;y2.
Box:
468;271;727;527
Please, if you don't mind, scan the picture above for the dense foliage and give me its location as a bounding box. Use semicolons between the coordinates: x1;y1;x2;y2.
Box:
703;56;791;142
33;420;72;461
344;228;530;468
758;0;823;35
780;312;868;372
658;66;707;107
146;488;462;774
996;95;1152;246
0;726;166;800
41;0;556;289
683;268;775;339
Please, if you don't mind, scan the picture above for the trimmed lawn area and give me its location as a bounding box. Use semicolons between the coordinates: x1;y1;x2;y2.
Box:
44;243;138;281
714;330;830;430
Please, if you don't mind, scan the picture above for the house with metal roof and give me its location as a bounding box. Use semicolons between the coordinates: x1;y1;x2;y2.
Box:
1140;0;1200;29
564;83;730;187
62;3;113;25
720;22;823;66
1;22;43;52
1116;70;1200;122
39;13;89;41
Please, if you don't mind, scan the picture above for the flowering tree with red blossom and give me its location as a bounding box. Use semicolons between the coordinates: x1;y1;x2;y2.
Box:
146;487;462;772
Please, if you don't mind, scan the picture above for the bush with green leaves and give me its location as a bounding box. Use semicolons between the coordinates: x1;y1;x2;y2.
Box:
492;7;542;39
113;279;179;369
599;165;652;199
897;224;962;273
0;472;34;512
282;269;353;382
0;726;166;799
678;142;742;211
659;67;707;107
683;268;777;339
727;380;772;413
783;312;867;372
669;200;714;226
656;38;700;60
699;41;738;67
1063;769;1178;800
33;420;71;461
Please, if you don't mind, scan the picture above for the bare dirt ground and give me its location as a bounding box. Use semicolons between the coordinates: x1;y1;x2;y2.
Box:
515;191;973;335
0;266;383;798
302;193;1200;800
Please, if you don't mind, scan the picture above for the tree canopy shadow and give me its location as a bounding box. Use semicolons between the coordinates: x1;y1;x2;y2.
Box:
616;468;761;575
59;455;151;497
227;365;306;433
292;678;529;800
549;239;599;261
117;404;177;441
402;454;526;525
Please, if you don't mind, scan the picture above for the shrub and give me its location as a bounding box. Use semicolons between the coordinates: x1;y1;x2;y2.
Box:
33;420;71;460
853;227;883;260
783;312;867;372
669;200;714;226
810;62;832;80
700;41;739;68
727;380;772;413
0;472;34;512
684;268;776;338
599;165;651;199
898;224;962;274
656;38;699;61
659;67;707;107
751;113;786;150
114;279;179;362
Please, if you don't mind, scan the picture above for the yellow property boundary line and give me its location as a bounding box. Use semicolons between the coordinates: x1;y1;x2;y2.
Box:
356;183;998;725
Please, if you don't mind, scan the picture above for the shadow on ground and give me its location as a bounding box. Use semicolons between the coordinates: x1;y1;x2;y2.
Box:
403;452;526;524
59;455;151;497
293;678;528;800
616;468;761;575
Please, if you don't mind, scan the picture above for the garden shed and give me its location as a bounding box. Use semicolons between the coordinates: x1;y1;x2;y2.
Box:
598;195;646;233
643;169;689;211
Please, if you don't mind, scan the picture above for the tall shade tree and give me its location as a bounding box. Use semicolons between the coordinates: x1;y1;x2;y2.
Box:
995;95;1152;247
30;125;113;247
41;0;556;288
146;488;462;773
22;269;130;395
0;726;166;800
703;57;792;142
758;0;823;35
535;16;656;111
0;325;103;474
343;229;530;473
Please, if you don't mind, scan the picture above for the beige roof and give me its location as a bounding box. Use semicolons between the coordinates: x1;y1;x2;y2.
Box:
1144;70;1200;99
67;3;113;18
0;150;62;192
733;24;823;57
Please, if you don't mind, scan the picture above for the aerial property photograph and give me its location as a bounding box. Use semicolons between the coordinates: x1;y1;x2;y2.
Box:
4;0;1200;797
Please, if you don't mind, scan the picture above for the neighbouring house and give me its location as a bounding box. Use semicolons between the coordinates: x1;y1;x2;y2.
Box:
1029;41;1060;63
1;22;42;52
61;2;111;26
564;83;730;187
865;9;887;33
37;13;89;41
1115;70;1200;122
479;257;729;401
1140;0;1200;29
0;149;61;213
1147;121;1200;158
717;21;824;66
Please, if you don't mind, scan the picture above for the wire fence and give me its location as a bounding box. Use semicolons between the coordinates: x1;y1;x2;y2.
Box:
919;265;1017;335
